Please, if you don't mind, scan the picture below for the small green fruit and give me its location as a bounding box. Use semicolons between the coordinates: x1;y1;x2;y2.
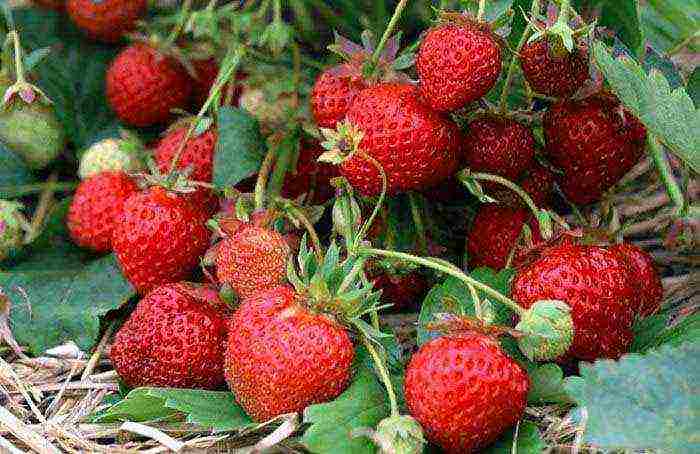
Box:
78;136;145;179
0;200;25;262
516;299;574;361
372;415;426;454
0;100;65;169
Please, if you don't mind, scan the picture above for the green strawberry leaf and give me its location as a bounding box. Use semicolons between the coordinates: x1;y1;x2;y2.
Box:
302;349;391;454
527;363;576;404
93;388;254;432
688;66;700;108
575;0;644;58
0;254;134;354
417;268;516;346
484;421;545;454
631;310;700;353
592;42;700;173
564;342;700;453
641;0;700;54
0;144;35;197
14;9;119;151
213;107;267;188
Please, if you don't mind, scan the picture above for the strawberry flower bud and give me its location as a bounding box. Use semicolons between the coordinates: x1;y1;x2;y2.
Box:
516;299;574;361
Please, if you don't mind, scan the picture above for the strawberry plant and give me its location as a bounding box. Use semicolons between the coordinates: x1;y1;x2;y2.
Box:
0;0;697;453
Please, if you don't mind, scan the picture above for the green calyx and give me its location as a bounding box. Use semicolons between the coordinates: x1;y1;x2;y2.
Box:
516;300;574;361
78;131;146;179
318;119;365;165
286;238;385;325
0;200;25;262
359;415;426;454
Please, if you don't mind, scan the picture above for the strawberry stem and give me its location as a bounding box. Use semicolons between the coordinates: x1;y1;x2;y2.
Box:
280;199;324;261
8;31;24;84
358;247;526;316
24;173;57;244
0;181;77;197
408;193;428;255
648;135;685;213
356;151;388;247
498;0;541;115
369;0;409;69
476;0;487;22
359;334;399;417
254;145;277;211
165;0;193;48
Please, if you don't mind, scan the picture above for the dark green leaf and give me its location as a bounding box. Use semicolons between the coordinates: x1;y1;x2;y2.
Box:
1;254;134;354
417;268;515;346
213;107;266;188
597;0;644;58
485;421;545;454
94;388;254;432
564;342;700;453
641;0;700;54
0;144;34;196
527;363;575;404
593;42;700;172
303;350;391;454
631;311;700;353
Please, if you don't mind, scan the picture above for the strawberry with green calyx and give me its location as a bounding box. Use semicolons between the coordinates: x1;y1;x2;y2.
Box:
0;200;29;262
225;239;389;422
416;10;503;112
0;31;65;170
311;31;411;129
404;321;529;453
67;0;147;43
78;130;146;179
520;0;591;98
515;299;573;361
112;164;211;294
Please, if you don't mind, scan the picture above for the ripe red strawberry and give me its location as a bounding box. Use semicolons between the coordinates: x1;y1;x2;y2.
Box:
112;186;210;294
33;0;64;10
494;163;556;208
372;269;429;312
67;171;139;253
225;285;354;421
520;38;589;98
191;58;245;109
341;83;461;196
155;124;217;183
215;225;291;300
405;333;529;453
67;0;147;43
311;63;368;128
106;44;193;127
281;140;339;204
512;244;636;361
609;243;663;317
416;22;502;112
463;116;536;187
467;204;540;270
110;282;228;389
543;94;647;205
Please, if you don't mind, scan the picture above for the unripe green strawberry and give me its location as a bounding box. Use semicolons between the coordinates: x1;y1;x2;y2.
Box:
0;98;65;169
0;200;25;262
78;136;145;179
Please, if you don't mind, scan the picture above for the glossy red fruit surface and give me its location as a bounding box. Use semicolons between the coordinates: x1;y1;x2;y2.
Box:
67;171;139;253
405;333;529;453
225;286;354;422
342;83;462;196
416;23;501;112
311;63;368;128
543;94;646;205
463;116;536;186
106;44;193;127
110;283;228;389
494;163;556;208
512;244;636;361
67;0;146;43
467;204;541;270
609;243;663;317
215;226;290;300
520;38;589;98
112;186;210;294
